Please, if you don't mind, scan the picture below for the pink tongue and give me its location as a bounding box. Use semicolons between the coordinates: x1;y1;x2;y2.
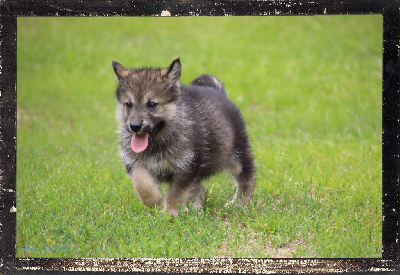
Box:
131;133;149;153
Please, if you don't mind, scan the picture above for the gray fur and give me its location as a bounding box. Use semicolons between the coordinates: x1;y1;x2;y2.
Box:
113;58;255;216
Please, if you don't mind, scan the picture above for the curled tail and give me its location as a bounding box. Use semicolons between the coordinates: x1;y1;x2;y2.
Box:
191;74;226;94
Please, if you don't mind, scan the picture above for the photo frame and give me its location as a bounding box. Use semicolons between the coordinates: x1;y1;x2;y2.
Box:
1;0;399;273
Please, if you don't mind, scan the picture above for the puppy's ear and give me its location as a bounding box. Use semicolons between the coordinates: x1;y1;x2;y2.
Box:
112;61;130;80
163;58;181;82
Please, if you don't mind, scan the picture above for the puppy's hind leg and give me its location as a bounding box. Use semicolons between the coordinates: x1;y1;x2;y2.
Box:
233;171;255;204
227;153;256;206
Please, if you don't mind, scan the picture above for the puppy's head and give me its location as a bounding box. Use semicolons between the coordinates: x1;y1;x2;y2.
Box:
113;58;181;153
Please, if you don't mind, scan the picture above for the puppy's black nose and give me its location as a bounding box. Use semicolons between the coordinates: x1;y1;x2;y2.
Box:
129;122;142;133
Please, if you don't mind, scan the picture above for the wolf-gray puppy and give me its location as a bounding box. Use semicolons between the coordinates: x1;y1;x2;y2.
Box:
112;58;255;216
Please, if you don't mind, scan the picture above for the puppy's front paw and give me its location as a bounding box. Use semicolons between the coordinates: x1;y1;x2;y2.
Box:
164;205;179;217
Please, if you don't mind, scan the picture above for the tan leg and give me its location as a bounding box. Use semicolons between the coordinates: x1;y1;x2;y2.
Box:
189;183;206;210
226;164;255;206
164;182;192;216
164;182;207;216
234;176;255;203
130;167;164;207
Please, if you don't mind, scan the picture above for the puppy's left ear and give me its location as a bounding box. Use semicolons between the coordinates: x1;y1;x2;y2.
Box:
112;61;130;80
163;58;181;82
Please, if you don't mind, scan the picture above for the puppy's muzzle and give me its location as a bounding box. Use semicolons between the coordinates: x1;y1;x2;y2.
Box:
128;121;153;134
129;122;143;133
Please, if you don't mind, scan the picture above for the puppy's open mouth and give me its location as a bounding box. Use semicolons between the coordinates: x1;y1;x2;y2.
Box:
131;133;149;153
130;121;165;153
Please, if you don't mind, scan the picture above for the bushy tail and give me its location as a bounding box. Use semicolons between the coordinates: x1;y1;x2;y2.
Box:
191;74;226;94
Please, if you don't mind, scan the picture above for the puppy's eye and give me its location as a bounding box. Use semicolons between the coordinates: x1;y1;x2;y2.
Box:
125;101;132;109
147;101;158;109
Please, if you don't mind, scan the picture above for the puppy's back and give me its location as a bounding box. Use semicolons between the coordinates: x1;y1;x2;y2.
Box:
179;83;251;178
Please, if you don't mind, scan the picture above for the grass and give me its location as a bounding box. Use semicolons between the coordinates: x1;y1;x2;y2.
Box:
16;15;382;258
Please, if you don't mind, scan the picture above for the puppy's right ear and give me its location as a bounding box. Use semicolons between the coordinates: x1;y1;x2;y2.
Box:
112;61;130;80
163;58;181;82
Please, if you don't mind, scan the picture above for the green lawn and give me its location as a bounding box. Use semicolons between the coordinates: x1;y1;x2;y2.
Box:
17;15;382;258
